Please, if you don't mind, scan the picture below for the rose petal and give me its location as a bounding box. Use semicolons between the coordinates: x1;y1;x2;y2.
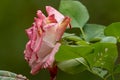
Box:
43;23;58;45
46;6;64;22
46;14;57;23
24;41;32;61
25;27;33;40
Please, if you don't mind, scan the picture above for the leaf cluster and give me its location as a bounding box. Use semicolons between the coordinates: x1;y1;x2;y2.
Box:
55;0;120;80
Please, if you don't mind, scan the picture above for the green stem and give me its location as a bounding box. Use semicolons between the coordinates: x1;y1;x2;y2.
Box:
105;74;110;79
80;27;86;40
112;74;115;80
104;73;115;80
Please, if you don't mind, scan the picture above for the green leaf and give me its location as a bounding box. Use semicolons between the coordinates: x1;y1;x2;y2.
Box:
55;45;93;62
59;0;89;28
0;70;28;80
56;44;92;74
57;70;101;80
62;33;89;45
57;57;88;74
85;43;118;73
104;22;120;41
83;24;105;42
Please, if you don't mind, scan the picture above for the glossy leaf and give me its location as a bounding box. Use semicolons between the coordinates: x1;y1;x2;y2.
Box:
59;0;89;28
85;43;118;73
100;36;117;44
83;24;105;42
0;70;28;80
55;44;92;74
55;45;93;62
104;22;120;41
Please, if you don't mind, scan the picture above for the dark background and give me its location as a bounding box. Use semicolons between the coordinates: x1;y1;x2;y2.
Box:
80;0;120;25
0;0;120;80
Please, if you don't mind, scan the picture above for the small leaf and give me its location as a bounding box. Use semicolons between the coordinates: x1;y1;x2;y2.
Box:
57;57;88;74
92;67;108;78
0;70;28;80
62;33;82;42
62;33;88;45
83;24;105;42
62;33;77;38
104;22;120;41
59;0;89;28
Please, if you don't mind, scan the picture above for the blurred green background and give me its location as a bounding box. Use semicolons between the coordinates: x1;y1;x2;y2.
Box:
0;0;120;80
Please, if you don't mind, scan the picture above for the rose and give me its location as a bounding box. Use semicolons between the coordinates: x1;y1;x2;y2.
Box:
24;6;71;80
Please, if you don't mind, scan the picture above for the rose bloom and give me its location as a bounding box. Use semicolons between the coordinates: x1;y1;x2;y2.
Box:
24;6;71;80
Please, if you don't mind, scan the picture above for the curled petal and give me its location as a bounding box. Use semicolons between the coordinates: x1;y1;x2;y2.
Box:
37;10;46;19
25;27;33;40
33;33;43;53
34;17;42;29
30;60;42;75
46;6;64;22
46;14;57;24
24;41;32;61
42;43;61;68
43;23;58;44
30;43;61;75
56;16;71;41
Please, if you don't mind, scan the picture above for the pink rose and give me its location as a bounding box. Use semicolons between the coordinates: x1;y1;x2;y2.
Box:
24;6;71;80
